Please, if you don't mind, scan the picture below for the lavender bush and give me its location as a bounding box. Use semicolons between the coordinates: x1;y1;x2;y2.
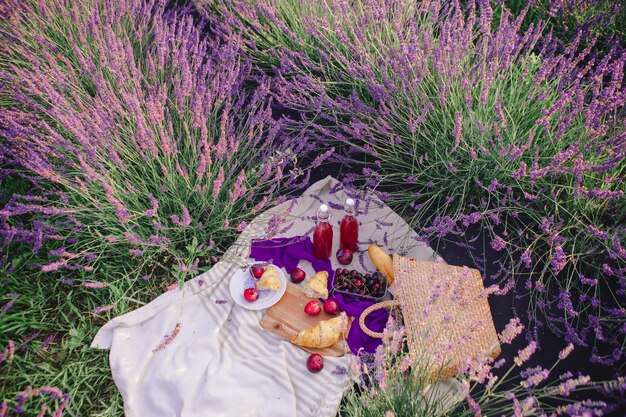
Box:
341;316;624;417
0;0;324;414
0;0;316;282
203;0;626;367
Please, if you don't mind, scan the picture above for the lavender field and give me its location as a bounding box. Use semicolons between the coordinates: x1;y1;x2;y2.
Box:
0;0;624;416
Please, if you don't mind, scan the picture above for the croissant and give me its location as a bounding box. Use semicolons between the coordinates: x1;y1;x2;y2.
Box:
290;312;347;348
304;270;329;299
257;266;281;291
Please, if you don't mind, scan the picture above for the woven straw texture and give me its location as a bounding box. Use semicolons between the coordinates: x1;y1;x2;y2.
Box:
393;254;500;380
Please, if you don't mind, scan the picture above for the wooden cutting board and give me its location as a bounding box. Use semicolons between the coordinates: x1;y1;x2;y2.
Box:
260;282;351;357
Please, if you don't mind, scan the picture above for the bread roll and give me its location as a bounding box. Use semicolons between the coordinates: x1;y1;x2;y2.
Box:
368;244;394;284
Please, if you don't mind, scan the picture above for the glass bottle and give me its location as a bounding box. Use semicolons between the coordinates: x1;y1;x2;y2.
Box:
313;204;333;260
339;198;359;252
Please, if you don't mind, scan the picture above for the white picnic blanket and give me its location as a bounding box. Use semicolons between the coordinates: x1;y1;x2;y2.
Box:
91;177;444;417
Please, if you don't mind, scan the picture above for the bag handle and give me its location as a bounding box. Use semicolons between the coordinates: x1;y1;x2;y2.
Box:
359;300;400;338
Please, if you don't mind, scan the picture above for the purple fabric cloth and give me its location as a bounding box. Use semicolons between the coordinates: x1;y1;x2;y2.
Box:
250;236;388;354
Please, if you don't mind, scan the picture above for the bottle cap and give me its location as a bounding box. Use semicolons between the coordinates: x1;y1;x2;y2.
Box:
319;204;329;212
346;198;355;206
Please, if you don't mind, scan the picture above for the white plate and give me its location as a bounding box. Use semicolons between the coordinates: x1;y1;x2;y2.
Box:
229;264;287;310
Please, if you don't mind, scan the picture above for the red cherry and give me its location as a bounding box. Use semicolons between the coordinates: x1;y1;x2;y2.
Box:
336;249;353;265
250;264;266;279
323;299;340;315
304;300;321;315
353;279;363;288
243;287;259;302
290;267;306;283
307;353;324;373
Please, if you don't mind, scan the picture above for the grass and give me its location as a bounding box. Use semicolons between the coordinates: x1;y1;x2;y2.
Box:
0;247;163;415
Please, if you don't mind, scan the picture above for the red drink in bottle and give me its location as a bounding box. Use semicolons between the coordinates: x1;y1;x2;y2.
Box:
313;204;333;260
340;198;358;252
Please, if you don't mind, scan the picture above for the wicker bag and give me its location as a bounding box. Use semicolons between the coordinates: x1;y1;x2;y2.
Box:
360;254;501;380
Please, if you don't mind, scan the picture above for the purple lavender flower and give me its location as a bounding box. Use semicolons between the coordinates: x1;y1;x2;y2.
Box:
490;236;507;252
128;249;143;257
520;249;532;268
180;205;192;227
124;232;142;246
145;193;159;218
153;322;181;352
554;375;592;397
551;245;568;273
331;365;347;376
41;334;55;350
228;170;248;204
237;221;248;232
0;292;19;317
520;366;550;388
466;395;481;417
212;167;225;199
0;340;15;364
512;162;527;180
93;303;116;314
499;317;524;344
579;274;598;286
514;341;537;366
452;112;463;150
559;343;575;360
557;289;579;317
461;212;482;227
423;216;458;237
